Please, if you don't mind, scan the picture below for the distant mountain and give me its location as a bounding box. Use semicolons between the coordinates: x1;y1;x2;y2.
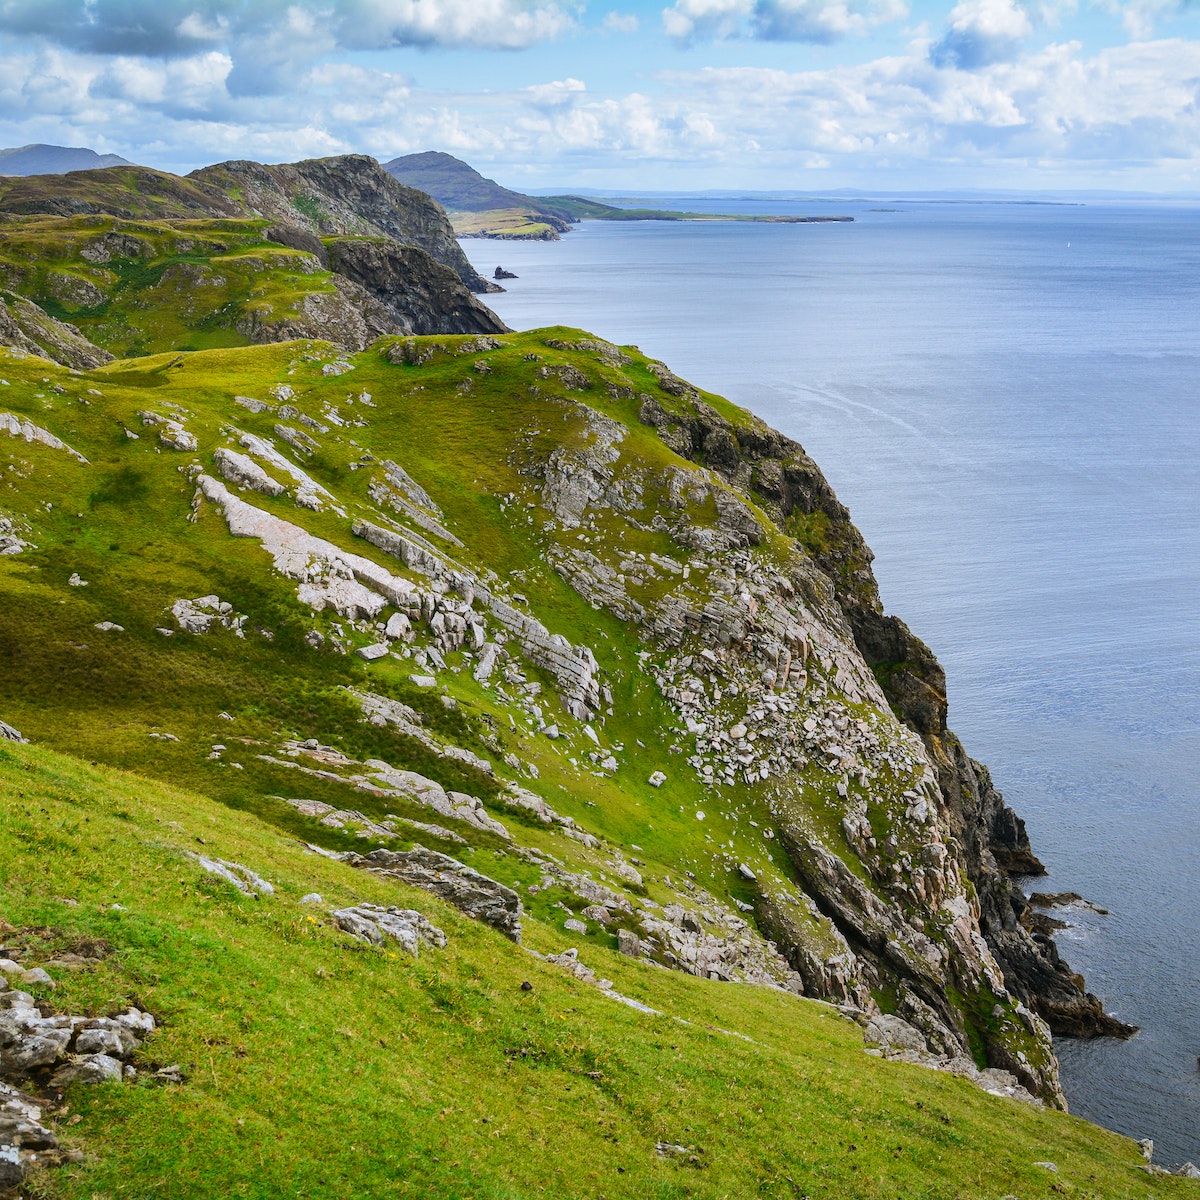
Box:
0;143;135;176
382;150;551;215
382;151;573;239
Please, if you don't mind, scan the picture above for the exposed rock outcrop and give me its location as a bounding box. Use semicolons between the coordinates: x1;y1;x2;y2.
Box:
350;846;523;942
332;904;446;954
0;965;164;1189
635;382;1130;1044
324;238;507;337
0;291;112;370
191;155;496;294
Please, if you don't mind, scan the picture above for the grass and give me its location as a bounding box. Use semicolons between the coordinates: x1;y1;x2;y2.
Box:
451;209;563;239
0;214;348;358
1;739;1191;1200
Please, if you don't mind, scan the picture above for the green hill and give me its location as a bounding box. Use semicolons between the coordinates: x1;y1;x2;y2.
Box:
383;152;574;240
0;156;504;364
0;736;1182;1200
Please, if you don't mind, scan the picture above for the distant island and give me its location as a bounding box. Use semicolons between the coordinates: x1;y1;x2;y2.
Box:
384;150;852;238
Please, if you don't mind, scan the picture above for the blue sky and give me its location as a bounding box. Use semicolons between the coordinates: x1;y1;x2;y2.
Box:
1;0;1199;191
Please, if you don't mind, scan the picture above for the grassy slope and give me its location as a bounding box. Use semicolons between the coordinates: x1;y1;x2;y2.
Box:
0;332;789;907
0;332;1192;1197
0;215;347;357
1;739;1187;1200
450;209;563;239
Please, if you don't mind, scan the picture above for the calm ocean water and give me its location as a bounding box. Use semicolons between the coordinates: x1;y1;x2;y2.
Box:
464;198;1200;1163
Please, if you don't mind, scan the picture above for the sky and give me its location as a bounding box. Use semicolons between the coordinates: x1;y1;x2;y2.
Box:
1;0;1199;192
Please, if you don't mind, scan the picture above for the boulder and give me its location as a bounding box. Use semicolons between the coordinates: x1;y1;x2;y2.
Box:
50;1053;123;1086
354;846;523;942
332;905;446;955
188;854;274;896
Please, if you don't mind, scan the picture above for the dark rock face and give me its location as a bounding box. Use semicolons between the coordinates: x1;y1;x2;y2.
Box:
0;155;509;349
494;266;518;280
0;291;113;369
639;389;1129;1042
325;239;507;338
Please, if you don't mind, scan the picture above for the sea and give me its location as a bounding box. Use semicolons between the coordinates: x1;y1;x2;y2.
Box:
463;196;1200;1164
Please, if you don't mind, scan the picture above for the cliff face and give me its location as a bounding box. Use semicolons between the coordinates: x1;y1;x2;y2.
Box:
191;155;499;294
635;383;1134;1042
0;289;112;369
0;157;507;361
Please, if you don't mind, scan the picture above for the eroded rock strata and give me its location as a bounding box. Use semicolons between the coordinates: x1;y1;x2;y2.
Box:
635;379;1135;1045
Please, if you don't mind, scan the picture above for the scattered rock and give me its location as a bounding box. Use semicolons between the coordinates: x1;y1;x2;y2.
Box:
67;573;87;587
93;622;123;632
357;642;389;661
138;411;197;452
171;595;244;636
299;893;324;905
0;412;88;463
648;770;667;788
188;854;274;896
352;846;523;942
617;929;641;957
213;447;285;497
50;1054;123;1086
1029;891;1109;916
332;905;446;955
564;918;588;935
0;722;26;744
0;978;159;1186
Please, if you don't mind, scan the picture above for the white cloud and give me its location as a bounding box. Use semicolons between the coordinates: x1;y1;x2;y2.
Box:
930;0;1034;68
661;0;907;43
0;0;579;63
1099;0;1196;38
525;77;588;108
1;31;1199;188
601;10;640;32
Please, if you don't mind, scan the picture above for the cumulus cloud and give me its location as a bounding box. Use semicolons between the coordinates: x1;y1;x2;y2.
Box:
929;0;1034;68
0;0;578;60
525;77;588;108
2;29;1200;187
662;0;907;43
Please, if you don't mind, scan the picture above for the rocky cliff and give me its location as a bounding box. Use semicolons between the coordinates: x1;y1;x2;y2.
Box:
191;155;498;293
635;380;1134;1041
